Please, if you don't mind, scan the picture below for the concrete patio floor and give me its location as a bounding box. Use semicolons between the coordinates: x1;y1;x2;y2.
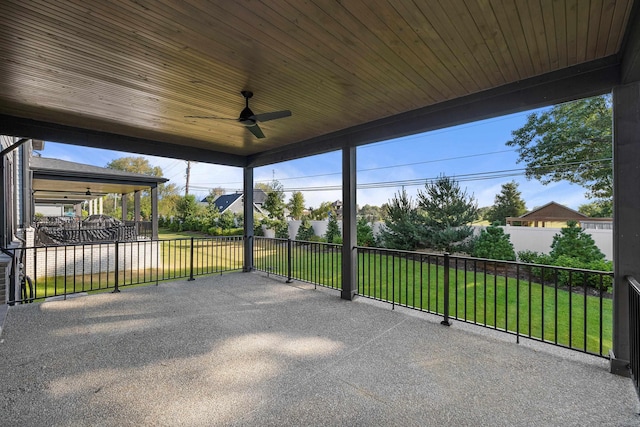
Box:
1;272;638;426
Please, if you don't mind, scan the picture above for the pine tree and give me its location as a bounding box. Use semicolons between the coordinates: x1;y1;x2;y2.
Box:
417;175;478;253
296;218;315;241
472;223;516;261
550;221;605;263
325;214;341;243
486;181;527;225
379;189;422;250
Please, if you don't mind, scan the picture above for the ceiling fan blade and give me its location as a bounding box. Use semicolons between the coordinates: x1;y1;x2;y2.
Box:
184;115;237;120
247;123;266;139
252;110;292;122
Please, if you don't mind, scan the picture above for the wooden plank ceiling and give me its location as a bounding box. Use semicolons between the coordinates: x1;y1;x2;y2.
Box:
0;0;634;163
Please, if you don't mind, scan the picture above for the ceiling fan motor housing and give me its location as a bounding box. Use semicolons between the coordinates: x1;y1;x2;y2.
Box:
239;106;256;126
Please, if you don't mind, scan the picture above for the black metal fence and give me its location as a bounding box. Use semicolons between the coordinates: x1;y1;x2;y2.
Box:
357;247;613;358
124;221;152;239
253;237;342;289
5;234;617;360
628;275;640;398
4;236;243;303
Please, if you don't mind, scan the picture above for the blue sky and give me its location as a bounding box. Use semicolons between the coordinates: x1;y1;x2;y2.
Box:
39;107;592;211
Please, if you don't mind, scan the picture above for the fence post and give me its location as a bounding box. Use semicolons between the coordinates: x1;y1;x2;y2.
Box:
7;250;16;305
188;237;195;281
441;252;451;326
113;241;120;293
286;238;293;283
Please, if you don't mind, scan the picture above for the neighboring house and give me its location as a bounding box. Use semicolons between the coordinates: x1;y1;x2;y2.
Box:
0;139;168;304
506;201;612;229
202;190;268;216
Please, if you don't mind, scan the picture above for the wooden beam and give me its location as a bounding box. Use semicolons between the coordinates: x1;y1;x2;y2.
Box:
621;1;640;83
0;115;247;167
248;56;621;168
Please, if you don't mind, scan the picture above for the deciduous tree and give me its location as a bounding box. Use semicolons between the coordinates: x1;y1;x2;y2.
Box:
506;95;612;203
287;191;305;220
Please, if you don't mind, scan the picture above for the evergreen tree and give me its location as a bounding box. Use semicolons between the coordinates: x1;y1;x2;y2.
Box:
325;214;341;243
379;189;422;250
295;218;315;241
417;175;478;253
357;217;375;247
486;181;527;225
472;223;516;261
550;220;605;263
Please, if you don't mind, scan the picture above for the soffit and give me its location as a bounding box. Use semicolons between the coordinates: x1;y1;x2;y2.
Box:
0;1;634;163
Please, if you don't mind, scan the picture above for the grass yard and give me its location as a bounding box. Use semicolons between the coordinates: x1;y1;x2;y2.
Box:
253;243;612;356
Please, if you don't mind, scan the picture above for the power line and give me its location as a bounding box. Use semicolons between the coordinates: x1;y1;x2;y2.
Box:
190;148;520;187
188;158;612;195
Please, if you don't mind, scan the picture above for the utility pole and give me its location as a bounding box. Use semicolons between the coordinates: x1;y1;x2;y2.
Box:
185;161;191;196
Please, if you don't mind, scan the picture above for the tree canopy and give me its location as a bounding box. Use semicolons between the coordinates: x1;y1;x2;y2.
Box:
417;175;478;252
261;180;286;220
485;181;527;225
287;191;305;220
379;189;422;250
106;156;178;219
506;95;612;205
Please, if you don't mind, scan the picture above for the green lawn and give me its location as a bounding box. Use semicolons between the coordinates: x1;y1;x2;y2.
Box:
253;243;612;357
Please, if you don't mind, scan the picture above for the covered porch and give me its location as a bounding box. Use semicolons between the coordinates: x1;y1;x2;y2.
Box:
0;272;637;426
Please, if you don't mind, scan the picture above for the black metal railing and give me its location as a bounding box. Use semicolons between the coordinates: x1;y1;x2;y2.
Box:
253;237;342;289
124;221;152;239
628;275;640;398
6;234;616;359
3;236;243;303
356;247;613;358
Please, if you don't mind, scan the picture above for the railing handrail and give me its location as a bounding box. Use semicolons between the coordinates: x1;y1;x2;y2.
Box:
626;275;640;294
356;245;614;276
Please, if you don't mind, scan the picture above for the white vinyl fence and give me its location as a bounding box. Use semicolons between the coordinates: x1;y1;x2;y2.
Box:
287;220;613;260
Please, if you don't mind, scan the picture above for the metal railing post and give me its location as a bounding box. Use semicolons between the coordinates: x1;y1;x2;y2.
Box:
112;241;120;293
7;249;16;305
441;252;451;326
286;238;293;283
188;237;195;281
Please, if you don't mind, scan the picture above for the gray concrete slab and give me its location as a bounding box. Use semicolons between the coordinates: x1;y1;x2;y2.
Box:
0;272;638;426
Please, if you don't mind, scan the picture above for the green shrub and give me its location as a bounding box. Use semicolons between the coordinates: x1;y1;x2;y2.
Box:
517;250;541;263
208;226;223;236
357;218;375;247
472;224;515;261
325;216;341;243
274;220;289;239
296;219;315;241
553;255;613;290
550;221;605;263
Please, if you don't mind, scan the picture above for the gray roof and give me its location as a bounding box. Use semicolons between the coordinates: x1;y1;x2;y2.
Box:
31;156;168;204
212;194;242;213
31;157;168;183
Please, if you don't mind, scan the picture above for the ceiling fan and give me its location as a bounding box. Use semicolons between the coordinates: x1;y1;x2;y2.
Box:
185;90;291;139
